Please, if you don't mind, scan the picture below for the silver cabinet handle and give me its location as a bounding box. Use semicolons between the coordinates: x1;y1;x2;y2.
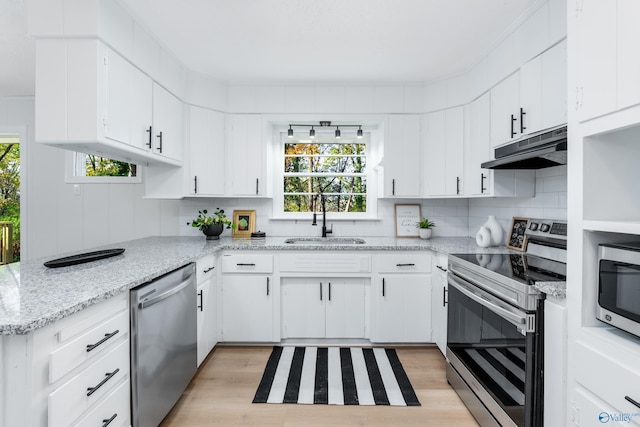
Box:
139;277;192;309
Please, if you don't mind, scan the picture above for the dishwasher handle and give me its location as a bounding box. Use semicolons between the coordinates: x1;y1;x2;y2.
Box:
139;276;193;309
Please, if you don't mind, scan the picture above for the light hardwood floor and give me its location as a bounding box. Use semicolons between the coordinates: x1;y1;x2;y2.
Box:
160;346;479;426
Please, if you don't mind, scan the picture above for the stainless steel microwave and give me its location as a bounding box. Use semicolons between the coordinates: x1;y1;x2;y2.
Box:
597;242;640;338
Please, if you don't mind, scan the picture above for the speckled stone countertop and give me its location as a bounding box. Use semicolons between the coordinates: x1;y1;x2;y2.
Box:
534;281;567;299
0;236;542;335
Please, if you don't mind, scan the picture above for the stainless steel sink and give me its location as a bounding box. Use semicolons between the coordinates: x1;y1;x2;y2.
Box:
284;237;366;245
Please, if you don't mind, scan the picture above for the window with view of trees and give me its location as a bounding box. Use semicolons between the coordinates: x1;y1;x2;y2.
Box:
68;152;140;182
283;136;367;214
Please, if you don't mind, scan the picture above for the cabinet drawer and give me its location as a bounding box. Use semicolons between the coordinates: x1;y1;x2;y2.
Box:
196;254;216;283
54;293;127;343
49;310;128;383
221;253;273;273
71;378;130;427
49;339;129;427
279;253;371;273
575;339;640;415
376;253;431;273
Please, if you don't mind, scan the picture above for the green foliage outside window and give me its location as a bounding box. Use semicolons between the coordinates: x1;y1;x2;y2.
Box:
85;155;137;177
283;138;367;213
0;143;20;261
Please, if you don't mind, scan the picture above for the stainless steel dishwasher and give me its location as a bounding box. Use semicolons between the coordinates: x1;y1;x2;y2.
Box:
130;263;197;427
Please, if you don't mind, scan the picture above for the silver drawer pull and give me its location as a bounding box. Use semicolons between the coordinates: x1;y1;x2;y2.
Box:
86;330;119;352
86;368;120;396
102;414;117;427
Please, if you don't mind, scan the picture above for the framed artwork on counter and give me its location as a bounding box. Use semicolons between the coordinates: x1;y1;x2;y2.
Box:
232;210;256;238
394;204;421;237
507;217;529;251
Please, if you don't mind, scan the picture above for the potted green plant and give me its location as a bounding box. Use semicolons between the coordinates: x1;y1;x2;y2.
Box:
417;217;436;239
187;208;235;240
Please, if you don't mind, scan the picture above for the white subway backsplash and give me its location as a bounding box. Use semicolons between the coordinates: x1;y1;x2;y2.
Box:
177;165;567;241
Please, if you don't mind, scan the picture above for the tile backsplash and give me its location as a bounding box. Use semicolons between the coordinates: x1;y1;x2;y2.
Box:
179;165;567;241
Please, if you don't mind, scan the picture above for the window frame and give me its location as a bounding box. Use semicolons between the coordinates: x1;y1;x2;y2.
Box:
274;130;377;220
65;151;142;184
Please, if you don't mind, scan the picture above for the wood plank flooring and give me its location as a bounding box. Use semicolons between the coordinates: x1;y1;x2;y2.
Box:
160;346;479;426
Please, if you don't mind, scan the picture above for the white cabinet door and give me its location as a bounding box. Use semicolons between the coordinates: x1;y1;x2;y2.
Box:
281;278;326;338
467;93;492;196
617;0;640;110
544;298;567;427
371;275;432;343
104;48;133;146
490;72;521;148
519;54;543;135
574;0;617;122
423;107;464;197
152;83;184;163
129;65;154;152
281;278;367;339
189;106;226;196
226;114;265;196
431;254;448;355
221;275;273;342
541;40;567;130
196;275;216;366
384;115;421;197
325;279;367;339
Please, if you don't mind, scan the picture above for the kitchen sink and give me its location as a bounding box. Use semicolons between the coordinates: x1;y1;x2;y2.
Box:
284;237;366;245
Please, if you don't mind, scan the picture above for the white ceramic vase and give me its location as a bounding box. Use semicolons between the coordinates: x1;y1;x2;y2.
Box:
475;226;492;248
419;228;432;239
484;215;503;246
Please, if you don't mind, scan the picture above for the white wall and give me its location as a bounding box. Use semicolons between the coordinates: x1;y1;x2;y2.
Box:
0;97;181;261
468;165;567;243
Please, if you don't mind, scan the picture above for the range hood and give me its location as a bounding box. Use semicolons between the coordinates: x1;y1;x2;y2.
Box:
481;125;567;170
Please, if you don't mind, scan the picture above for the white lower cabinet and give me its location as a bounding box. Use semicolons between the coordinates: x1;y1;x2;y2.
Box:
545;297;567;426
220;253;276;342
196;254;217;366
431;253;448;355
281;278;368;339
370;253;432;343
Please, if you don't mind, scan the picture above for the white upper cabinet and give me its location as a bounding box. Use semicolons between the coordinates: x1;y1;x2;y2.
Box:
383;115;421;197
226;114;266;197
422;107;464;197
520;40;567;135
34;39;183;166
188;106;226;196
617;0;640;110
574;0;617;122
490;72;521;148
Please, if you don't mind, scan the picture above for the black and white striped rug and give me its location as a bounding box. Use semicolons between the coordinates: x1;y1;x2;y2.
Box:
252;346;420;406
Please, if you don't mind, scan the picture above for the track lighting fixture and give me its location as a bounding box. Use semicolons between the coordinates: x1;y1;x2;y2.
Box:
287;122;363;139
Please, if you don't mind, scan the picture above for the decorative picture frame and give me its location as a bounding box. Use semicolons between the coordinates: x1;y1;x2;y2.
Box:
232;210;256;238
394;204;422;238
507;217;529;251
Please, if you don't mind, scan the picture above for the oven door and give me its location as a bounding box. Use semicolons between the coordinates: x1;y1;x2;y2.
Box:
446;272;543;427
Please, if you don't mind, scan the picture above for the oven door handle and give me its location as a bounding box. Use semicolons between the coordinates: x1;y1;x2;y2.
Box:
448;274;534;332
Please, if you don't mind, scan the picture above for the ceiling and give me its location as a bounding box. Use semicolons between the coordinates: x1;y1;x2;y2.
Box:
0;0;539;96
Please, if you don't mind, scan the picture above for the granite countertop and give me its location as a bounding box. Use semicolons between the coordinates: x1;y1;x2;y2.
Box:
0;236;553;335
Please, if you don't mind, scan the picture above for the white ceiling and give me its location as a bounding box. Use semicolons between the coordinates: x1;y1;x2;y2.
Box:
0;0;539;96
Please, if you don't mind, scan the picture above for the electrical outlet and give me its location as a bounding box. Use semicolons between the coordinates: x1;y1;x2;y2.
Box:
73;184;81;196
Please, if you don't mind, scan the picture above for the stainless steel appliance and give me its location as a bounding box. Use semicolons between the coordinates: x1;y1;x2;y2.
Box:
130;263;197;427
481;125;567;170
447;219;567;427
597;242;640;338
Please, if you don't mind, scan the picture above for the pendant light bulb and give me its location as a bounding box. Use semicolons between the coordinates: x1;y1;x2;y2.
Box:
335;127;341;139
288;126;293;138
309;127;315;138
357;126;363;139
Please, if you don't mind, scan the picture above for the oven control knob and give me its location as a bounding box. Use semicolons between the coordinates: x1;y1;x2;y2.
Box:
529;222;539;231
540;223;551;232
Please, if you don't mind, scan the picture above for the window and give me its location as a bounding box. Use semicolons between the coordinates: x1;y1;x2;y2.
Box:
66;152;141;183
280;133;371;218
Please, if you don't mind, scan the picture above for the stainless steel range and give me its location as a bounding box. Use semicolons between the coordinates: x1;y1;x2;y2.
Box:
446;218;567;427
